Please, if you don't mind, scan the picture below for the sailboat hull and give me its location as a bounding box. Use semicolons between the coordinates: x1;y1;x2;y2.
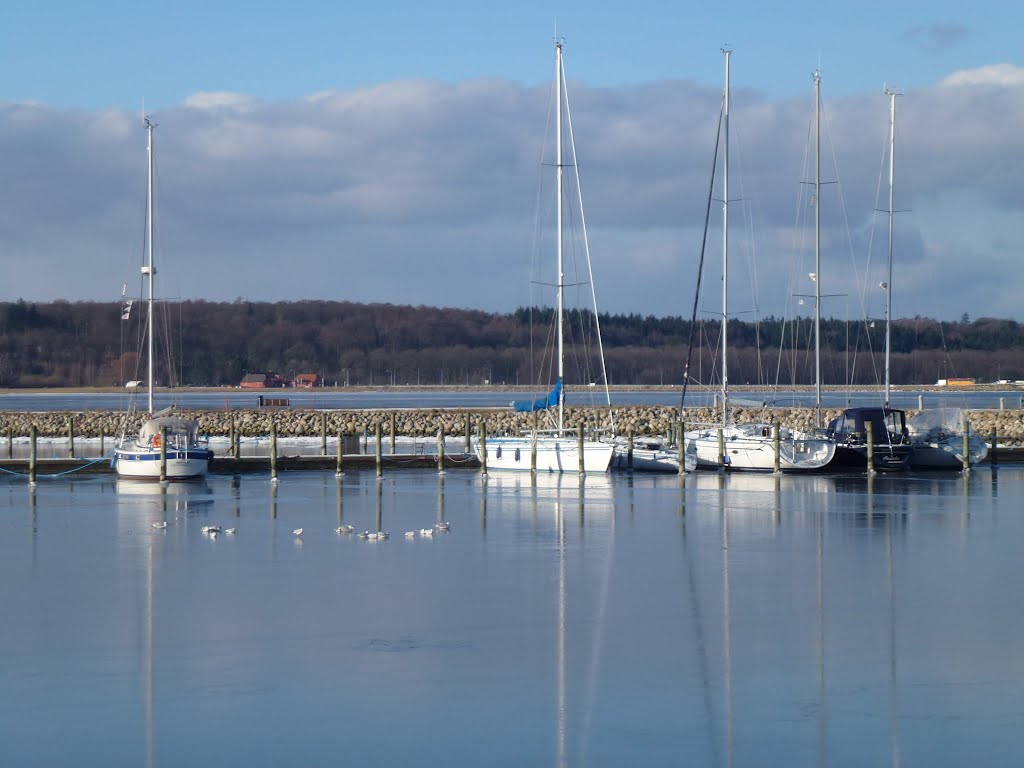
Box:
686;424;836;471
113;448;211;479
478;436;613;473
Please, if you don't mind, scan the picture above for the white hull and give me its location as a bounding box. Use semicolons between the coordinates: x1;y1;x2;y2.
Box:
611;444;695;473
686;424;836;472
114;447;210;479
477;436;613;473
909;436;988;470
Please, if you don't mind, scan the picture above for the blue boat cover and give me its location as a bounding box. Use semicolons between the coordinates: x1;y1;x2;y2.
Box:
513;378;562;413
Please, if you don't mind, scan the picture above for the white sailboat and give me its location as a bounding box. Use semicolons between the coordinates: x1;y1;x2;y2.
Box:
113;119;212;480
685;53;835;471
477;40;613;474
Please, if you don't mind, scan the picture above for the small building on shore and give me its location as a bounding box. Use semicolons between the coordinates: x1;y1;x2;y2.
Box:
240;372;288;388
293;373;320;388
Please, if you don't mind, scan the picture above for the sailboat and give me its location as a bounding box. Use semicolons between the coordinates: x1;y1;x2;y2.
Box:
476;40;614;474
684;53;836;472
113;118;213;480
826;89;912;471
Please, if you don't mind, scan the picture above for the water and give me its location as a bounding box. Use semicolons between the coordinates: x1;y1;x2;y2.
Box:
2;467;1023;766
0;387;1019;411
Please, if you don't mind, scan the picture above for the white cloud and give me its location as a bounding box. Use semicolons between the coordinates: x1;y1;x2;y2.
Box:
940;63;1024;87
182;91;259;111
1;70;1023;322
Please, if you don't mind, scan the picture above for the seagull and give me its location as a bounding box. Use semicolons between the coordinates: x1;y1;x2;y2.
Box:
292;528;303;536
377;531;389;540
225;528;236;535
419;528;434;537
356;531;370;539
404;531;416;539
152;521;168;530
335;524;354;534
434;521;450;532
201;525;222;534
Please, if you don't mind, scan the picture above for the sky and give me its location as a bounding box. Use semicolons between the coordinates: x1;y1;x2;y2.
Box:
1;0;1022;322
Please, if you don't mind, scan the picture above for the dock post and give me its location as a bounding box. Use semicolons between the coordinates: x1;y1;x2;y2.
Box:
865;421;875;474
627;429;634;470
531;411;538;473
678;420;686;477
375;422;383;478
29;425;37;485
6;427;11;459
918;394;924;411
270;420;278;483
717;427;725;470
342;430;350;479
990;427;998;468
99;426;105;457
159;425;167;483
390;412;397;455
578;424;585;475
464;413;471;454
1000;397;1005;411
229;418;235;456
437;425;446;474
321;414;327;456
773;421;781;474
68;417;75;459
962;414;970;472
479;423;488;476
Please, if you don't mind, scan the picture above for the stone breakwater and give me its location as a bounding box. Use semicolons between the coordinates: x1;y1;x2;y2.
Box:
1;406;1022;444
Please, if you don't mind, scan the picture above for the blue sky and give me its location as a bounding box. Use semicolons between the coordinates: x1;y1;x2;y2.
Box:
1;0;1022;322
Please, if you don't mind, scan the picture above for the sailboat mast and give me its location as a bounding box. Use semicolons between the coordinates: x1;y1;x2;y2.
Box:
884;89;897;408
555;40;565;434
814;71;821;425
144;118;156;416
721;49;731;426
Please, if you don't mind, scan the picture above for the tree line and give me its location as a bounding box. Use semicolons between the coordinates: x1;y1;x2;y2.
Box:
0;299;1020;388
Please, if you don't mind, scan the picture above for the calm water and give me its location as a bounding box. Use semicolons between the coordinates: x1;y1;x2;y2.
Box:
0;387;1020;411
2;467;1023;767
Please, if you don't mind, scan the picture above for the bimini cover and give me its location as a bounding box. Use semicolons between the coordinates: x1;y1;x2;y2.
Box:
138;416;200;440
907;407;967;438
513;378;562;413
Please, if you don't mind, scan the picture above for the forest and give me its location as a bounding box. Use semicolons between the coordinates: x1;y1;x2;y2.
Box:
0;298;1020;389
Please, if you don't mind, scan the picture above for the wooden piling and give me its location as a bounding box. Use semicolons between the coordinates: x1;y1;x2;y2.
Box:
678;420;686;477
159;425;167;482
773;421;781;474
464;413;471;454
342;430;350;479
390;412;397;455
577;424;585;475
531;411;538;473
270;420;278;482
627;428;634;470
99;427;105;457
376;422;383;478
717;427;725;470
479;422;487;476
29;425;36;484
6;427;11;459
962;414;970;472
990;427;998;468
321;414;328;456
865;421;875;473
68;417;75;459
437;426;445;474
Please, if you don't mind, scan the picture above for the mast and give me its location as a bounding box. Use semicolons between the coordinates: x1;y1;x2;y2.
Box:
884;89;897;408
555;40;565;434
721;48;731;426
813;70;822;426
144;118;156;416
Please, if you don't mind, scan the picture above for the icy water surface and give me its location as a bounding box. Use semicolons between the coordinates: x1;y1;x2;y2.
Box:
2;468;1023;767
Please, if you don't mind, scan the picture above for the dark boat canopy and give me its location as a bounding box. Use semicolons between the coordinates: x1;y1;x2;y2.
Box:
827;407;908;444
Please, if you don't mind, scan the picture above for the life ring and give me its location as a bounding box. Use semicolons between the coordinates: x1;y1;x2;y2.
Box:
152;434;161;448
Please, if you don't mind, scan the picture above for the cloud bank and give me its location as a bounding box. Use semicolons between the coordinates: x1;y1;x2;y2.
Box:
1;63;1022;322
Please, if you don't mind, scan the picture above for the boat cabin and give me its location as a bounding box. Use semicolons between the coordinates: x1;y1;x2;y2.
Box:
827;407;910;446
138;416;202;449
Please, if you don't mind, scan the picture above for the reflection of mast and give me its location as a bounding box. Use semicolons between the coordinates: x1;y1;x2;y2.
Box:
556;499;567;768
722;491;733;768
887;515;901;767
145;537;154;768
817;505;826;768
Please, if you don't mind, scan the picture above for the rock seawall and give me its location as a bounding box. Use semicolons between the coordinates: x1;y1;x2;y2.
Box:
1;406;1021;445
